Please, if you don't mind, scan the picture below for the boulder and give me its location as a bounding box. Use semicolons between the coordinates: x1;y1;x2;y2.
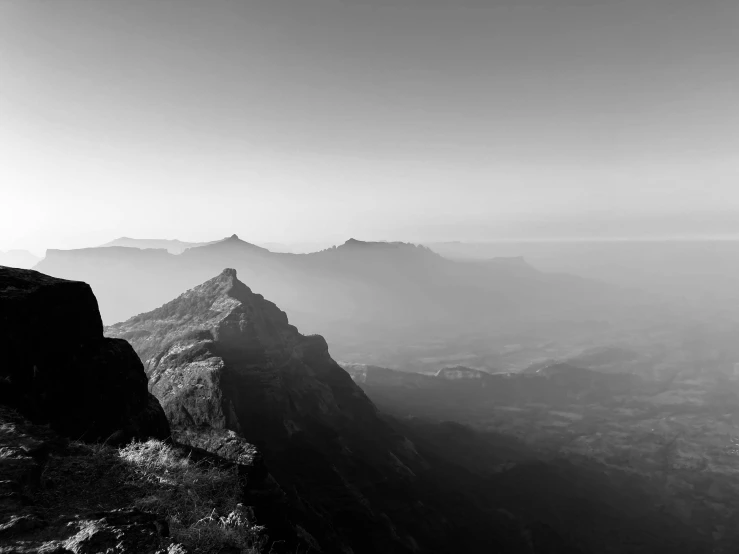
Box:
0;266;169;442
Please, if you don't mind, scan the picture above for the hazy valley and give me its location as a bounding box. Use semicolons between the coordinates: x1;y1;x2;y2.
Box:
4;235;739;551
5;2;738;550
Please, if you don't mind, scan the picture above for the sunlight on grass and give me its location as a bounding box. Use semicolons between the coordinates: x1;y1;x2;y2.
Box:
119;440;266;554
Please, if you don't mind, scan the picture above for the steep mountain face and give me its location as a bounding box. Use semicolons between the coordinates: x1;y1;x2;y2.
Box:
0;266;169;443
107;269;588;554
108;268;382;451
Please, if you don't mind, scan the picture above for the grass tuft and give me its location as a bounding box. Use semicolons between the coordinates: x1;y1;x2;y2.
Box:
118;440;266;553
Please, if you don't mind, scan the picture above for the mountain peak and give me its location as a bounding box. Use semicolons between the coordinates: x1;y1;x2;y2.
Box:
182;234;270;255
108;268;301;365
107;270;382;451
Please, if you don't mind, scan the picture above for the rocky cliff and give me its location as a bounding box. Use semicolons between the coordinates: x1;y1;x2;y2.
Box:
0;267;288;553
108;268;383;449
0;266;169;443
108;268;565;554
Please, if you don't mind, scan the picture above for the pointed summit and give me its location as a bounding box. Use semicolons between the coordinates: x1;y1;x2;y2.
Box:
116;267;272;343
106;270;543;553
216;233;245;244
181;234;271;257
106;270;399;493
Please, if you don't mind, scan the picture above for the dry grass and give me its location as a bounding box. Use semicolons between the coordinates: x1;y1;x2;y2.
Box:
35;439;268;553
118;440;267;553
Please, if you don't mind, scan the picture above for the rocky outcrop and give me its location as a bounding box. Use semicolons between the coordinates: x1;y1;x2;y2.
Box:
107;269;553;554
0;266;169;443
0;267;302;553
108;269;385;451
107;269;419;552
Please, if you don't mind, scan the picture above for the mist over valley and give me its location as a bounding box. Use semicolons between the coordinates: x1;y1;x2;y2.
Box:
3;0;739;551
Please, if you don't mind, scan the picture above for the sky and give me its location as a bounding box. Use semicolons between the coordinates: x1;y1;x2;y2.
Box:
1;0;738;254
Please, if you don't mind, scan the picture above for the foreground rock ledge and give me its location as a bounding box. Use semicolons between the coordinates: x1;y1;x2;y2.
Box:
0;266;169;443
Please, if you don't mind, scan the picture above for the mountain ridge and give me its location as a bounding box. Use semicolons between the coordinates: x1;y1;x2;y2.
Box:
36;234;656;370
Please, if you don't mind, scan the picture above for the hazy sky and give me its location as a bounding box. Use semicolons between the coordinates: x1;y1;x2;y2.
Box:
2;0;738;253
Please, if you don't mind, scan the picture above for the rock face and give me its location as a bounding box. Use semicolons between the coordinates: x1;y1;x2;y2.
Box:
107;269;414;552
108;269;559;554
109;268;380;450
0;266;169;442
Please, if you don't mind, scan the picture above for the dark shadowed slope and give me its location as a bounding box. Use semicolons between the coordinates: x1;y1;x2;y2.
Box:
0;266;169;442
0;267;278;553
346;362;739;552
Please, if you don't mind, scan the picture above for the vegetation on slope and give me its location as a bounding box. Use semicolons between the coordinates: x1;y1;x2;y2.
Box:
36;439;266;554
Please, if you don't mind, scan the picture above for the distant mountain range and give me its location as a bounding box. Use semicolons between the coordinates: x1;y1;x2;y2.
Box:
100;236;329;254
99;237;217;254
33;234;662;361
0;250;40;269
426;239;739;311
